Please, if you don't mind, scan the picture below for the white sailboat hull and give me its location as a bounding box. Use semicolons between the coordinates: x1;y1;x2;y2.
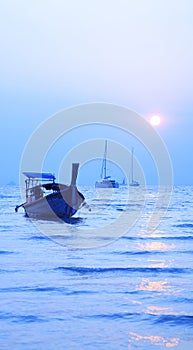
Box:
95;179;119;188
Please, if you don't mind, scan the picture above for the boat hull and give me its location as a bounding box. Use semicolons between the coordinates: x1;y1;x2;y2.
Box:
129;181;140;187
23;187;84;219
95;180;119;188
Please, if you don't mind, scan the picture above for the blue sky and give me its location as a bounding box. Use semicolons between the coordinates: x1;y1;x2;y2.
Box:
1;0;193;185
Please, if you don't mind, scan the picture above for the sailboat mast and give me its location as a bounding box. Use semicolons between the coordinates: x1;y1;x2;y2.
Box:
104;140;107;179
129;146;139;187
100;140;108;179
131;147;134;183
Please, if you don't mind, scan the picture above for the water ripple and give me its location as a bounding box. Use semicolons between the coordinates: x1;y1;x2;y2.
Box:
54;266;193;275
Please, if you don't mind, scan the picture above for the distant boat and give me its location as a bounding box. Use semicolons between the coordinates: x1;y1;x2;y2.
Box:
95;140;119;188
129;147;140;187
120;177;127;186
15;163;85;219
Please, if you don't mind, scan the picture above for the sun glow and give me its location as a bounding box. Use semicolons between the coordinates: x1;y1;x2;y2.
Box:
149;115;161;126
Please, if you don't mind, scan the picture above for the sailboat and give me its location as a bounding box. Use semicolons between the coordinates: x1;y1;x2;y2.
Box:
129;147;140;187
95;140;119;188
120;177;127;186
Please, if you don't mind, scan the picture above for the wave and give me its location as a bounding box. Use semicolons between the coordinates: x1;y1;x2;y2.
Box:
0;312;193;328
0;250;15;255
54;266;193;275
123;235;193;241
164;235;193;240
87;311;139;320
113;251;169;256
174;223;193;228
0;312;47;324
0;194;18;199
27;235;51;241
0;225;13;230
75;312;193;327
0;269;23;274
154;314;193;326
173;296;193;304
0;286;97;295
114;249;193;256
2;310;192;326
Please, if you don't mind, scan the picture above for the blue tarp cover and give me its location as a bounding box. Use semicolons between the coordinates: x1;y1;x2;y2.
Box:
23;172;55;180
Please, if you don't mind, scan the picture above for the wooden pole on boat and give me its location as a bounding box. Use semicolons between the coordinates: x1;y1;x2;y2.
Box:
70;163;79;186
70;163;79;209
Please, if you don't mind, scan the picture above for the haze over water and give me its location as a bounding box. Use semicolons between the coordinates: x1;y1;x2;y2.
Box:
1;1;193;349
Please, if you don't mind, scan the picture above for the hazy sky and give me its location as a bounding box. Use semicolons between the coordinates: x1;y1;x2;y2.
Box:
1;0;193;185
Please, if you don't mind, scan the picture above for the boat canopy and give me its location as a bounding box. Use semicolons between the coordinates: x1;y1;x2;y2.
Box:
23;172;56;181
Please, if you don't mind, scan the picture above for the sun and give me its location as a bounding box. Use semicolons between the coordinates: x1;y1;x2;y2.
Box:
149;115;161;126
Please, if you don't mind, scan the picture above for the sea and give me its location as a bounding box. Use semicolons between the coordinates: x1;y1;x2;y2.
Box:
0;185;193;350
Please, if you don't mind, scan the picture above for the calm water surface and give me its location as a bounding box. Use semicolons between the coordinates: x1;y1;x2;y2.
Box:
0;185;193;349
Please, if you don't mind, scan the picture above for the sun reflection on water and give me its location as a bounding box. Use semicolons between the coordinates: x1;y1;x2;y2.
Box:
138;279;171;292
147;258;174;268
128;332;179;348
145;305;171;315
138;241;176;251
